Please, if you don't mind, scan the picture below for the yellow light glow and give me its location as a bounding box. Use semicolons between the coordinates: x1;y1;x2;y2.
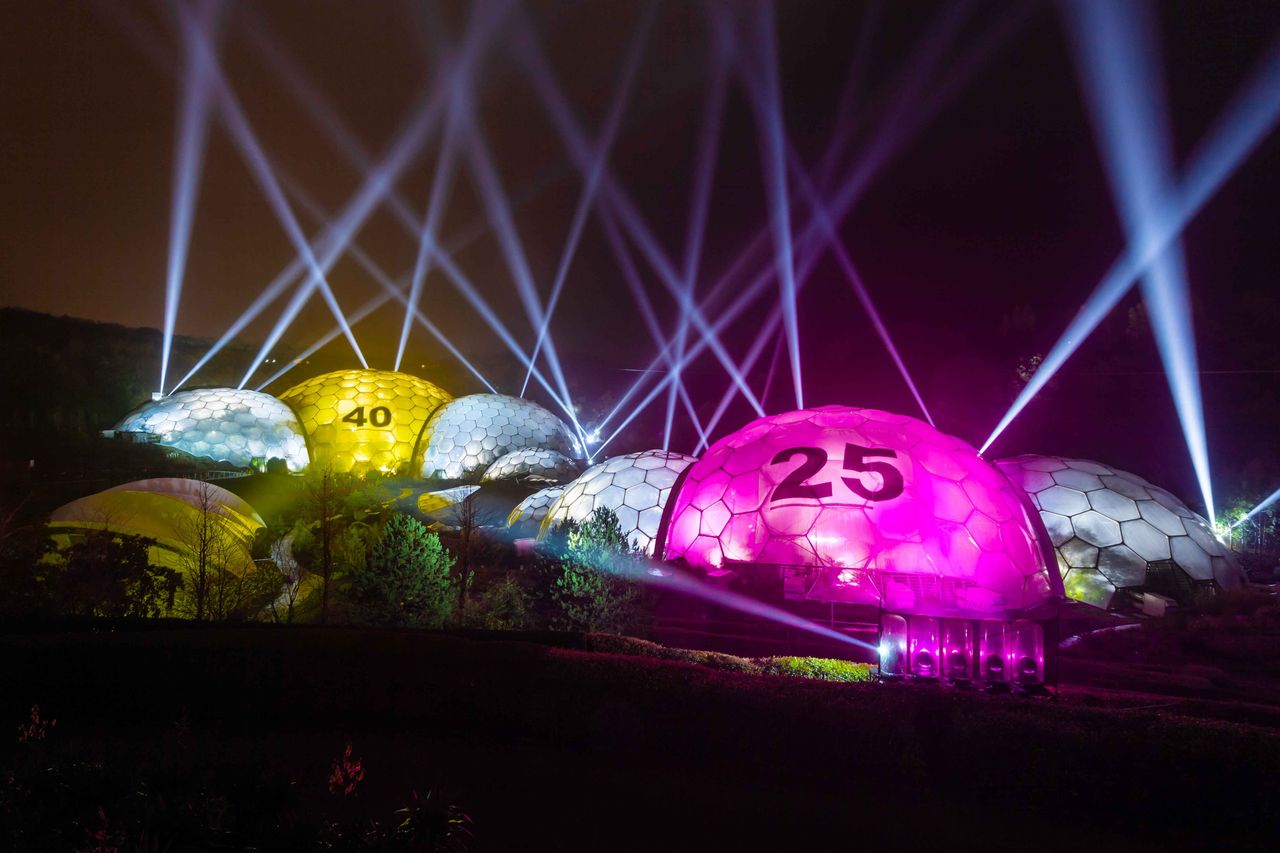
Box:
278;369;452;475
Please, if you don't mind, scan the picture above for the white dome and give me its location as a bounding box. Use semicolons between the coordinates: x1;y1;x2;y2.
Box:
115;388;309;471
482;448;580;484
419;394;581;481
997;455;1245;609
538;450;696;555
507;485;566;535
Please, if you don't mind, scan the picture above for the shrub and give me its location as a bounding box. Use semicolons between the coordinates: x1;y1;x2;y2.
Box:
349;514;456;628
584;635;877;682
759;657;876;683
551;508;645;634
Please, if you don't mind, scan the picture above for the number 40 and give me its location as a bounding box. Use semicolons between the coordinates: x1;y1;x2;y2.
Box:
770;443;904;504
342;405;392;428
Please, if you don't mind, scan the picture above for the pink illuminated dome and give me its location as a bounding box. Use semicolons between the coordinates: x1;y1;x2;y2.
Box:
657;406;1061;618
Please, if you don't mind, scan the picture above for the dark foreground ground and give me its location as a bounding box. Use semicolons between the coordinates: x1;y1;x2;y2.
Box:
4;622;1280;851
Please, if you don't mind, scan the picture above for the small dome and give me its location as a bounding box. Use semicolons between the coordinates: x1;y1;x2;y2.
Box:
115;387;309;471
49;478;264;578
277;369;451;475
482;448;580;485
419;394;580;481
507;485;567;535
997;454;1245;609
540;450;696;555
416;485;481;516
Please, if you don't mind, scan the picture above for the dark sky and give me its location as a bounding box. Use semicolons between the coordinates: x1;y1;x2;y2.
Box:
2;0;1278;502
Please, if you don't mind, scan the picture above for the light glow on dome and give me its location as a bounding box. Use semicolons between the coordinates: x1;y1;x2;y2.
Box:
419;394;580;481
116;387;310;471
49;478;263;577
507;485;567;535
278;369;451;475
997;455;1245;610
660;406;1056;618
539;450;696;555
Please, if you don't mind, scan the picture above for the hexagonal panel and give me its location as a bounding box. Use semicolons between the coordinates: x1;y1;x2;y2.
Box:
1097;544;1147;587
1072;511;1123;548
1121;519;1172;562
1038;485;1090;516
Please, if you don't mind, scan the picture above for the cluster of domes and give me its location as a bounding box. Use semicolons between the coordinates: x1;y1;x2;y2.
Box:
110;369;1247;619
114;372;582;484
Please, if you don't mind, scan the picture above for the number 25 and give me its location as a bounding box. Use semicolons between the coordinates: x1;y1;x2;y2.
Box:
769;443;904;504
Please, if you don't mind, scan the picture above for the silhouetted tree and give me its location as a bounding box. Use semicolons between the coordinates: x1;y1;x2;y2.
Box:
59;530;179;618
449;493;481;614
0;521;55;615
303;468;354;624
174;483;242;620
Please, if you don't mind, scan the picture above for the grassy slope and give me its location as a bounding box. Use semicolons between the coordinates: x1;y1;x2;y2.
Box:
4;625;1279;850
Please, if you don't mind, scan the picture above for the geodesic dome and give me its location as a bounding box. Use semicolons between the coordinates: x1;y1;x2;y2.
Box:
418;394;580;481
996;455;1245;609
507;485;566;536
482;448;580;484
539;451;696;555
658;407;1058;618
277;369;451;475
115;388;309;471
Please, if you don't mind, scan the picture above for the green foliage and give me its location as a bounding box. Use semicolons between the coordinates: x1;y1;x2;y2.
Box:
758;656;876;683
584;635;877;682
58;530;181;618
350;514;455;627
551;508;644;634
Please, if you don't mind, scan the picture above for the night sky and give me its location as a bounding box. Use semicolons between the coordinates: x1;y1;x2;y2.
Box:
2;0;1278;506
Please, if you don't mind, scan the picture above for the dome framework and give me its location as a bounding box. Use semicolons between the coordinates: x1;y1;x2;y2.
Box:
997;455;1245;609
418;393;580;482
115;388;310;471
539;450;696;555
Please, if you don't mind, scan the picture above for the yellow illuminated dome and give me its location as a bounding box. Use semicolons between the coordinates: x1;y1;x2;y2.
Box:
277;369;452;474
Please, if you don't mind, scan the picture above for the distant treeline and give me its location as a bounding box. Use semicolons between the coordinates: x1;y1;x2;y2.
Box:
0;308;266;439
